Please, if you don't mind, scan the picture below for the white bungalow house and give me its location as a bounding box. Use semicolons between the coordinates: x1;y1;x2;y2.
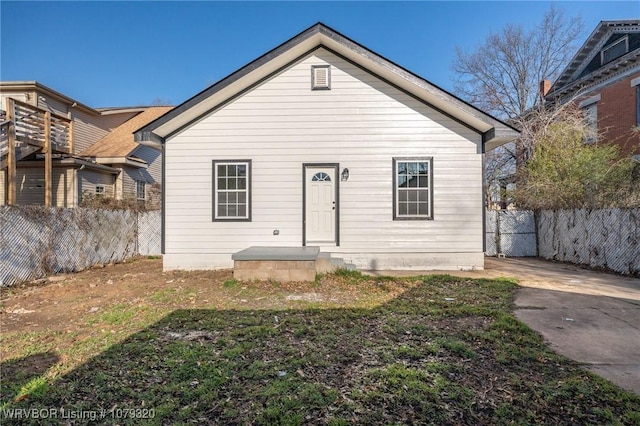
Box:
135;23;519;272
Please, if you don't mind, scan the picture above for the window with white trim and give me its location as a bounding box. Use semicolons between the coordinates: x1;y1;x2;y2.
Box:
393;158;433;220
136;181;146;200
213;160;251;221
95;185;105;196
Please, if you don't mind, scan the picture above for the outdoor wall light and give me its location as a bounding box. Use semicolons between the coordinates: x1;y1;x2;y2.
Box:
341;168;349;181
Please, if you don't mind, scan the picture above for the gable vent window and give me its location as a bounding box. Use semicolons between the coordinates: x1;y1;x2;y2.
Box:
601;36;628;65
311;65;331;90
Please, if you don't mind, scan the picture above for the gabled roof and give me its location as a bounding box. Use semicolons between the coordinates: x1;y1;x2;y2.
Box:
81;106;173;158
135;22;518;150
547;20;640;99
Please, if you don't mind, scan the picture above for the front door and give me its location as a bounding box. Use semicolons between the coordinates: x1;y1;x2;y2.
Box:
304;165;337;244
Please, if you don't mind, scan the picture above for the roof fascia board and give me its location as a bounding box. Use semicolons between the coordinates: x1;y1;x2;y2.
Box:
163;44;493;143
151;33;324;138
0;81;99;116
551;21;640;93
134;25;326;139
162;46;322;141
98;107;149;115
135;23;518;145
547;57;640;101
93;157;148;168
17;158;120;173
324;45;481;135
316;34;513;134
63;158;120;173
134;139;163;150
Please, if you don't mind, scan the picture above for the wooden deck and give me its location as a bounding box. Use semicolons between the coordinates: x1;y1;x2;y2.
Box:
0;98;73;206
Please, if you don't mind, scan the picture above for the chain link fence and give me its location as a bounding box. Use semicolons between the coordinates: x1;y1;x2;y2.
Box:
486;208;640;276
0;207;160;287
485;210;537;257
537;209;640;276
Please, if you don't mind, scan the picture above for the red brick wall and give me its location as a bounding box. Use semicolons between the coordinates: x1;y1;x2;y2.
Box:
594;73;640;155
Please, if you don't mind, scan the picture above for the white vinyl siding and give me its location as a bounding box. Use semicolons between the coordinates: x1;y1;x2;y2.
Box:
164;49;483;268
79;170;114;202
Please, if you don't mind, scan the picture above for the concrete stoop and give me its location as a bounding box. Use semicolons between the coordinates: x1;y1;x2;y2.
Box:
232;246;356;282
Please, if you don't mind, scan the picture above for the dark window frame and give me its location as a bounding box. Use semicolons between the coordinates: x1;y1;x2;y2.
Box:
392;157;434;221
600;36;629;65
212;159;252;222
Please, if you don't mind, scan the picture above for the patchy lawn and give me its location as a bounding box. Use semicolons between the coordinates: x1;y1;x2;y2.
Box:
1;258;639;425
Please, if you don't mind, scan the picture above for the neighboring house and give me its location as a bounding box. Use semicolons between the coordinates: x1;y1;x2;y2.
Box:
0;81;170;207
545;20;640;156
79;106;172;207
135;23;519;271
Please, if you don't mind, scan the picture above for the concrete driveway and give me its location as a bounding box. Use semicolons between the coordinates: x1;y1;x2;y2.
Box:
371;257;640;395
503;258;640;396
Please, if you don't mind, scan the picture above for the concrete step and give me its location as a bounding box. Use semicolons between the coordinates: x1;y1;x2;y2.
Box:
324;254;357;272
232;247;358;281
330;257;345;267
340;263;358;271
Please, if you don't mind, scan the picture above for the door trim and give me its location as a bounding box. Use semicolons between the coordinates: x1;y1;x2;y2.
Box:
302;163;340;246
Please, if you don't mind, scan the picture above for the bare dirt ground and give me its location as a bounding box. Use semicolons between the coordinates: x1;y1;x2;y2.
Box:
0;257;413;336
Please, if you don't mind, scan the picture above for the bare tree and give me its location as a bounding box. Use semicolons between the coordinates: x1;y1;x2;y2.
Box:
452;5;583;120
452;6;584;208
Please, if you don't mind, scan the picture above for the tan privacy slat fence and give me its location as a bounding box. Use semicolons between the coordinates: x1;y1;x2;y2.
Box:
486;208;640;276
0;207;160;287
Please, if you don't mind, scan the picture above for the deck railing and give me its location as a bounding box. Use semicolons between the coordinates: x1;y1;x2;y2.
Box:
0;110;8;159
2;98;74;206
10;98;72;154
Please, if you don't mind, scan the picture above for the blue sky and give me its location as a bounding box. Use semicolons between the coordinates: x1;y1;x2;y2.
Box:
1;1;638;108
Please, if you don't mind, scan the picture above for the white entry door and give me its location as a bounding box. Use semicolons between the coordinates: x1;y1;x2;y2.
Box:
305;166;337;244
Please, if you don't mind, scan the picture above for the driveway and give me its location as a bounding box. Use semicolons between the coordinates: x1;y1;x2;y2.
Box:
370;257;640;395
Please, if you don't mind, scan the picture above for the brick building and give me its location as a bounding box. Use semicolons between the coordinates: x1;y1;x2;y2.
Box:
545;20;640;157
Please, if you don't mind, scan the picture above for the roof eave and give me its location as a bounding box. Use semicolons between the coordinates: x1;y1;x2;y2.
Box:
550;20;640;93
134;23;518;143
547;51;640;99
483;128;520;151
0;81;100;116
